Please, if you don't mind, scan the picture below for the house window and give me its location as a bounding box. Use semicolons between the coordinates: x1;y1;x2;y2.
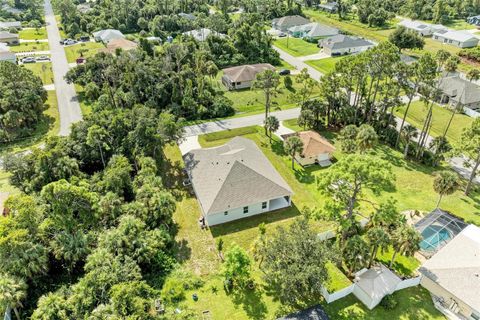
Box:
262;202;267;209
243;206;249;214
224;211;228;215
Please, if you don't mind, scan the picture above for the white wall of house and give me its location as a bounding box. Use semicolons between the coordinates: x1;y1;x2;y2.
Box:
324;45;373;56
433;35;479;48
420;276;476;319
206;196;290;226
296;152;331;166
221;76;253;90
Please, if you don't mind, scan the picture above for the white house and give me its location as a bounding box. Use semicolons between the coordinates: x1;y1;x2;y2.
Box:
437;74;480;111
433;30;479;48
182;28;225;42
319;34;375;56
0;21;21;30
0;50;16;63
398;20;447;36
281;131;336;167
183;137;293;226
92;29;125;43
221;63;275;90
419;224;480;320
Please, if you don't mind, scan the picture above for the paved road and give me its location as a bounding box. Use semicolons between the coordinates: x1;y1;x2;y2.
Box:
44;0;82;135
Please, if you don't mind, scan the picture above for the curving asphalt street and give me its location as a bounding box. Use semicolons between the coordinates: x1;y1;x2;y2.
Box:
44;0;82;135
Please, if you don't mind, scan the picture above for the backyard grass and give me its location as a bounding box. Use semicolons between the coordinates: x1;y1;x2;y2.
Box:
74;84;93;116
376;247;420;277
64;42;105;63
0;91;59;155
306;56;344;74
22;62;54;85
9;42;49;52
394;100;474;146
323;287;445;320
18;27;47;40
273;37;320;57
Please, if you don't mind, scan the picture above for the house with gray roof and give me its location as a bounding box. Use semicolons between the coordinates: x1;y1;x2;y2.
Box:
288;23;339;41
419;224;480;320
398;19;446;37
438;75;480;111
221;63;275;90
0;50;16;63
467;15;480;26
319;35;375;56
433;29;479;48
178;12;196;20
0;31;18;45
183;137;293;226
182;28;225;42
92;29;125;43
0;21;21;30
318;2;338;13
272;15;310;32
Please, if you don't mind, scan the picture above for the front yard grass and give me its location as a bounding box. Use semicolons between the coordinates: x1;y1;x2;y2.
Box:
18;27;47;40
22;62;54;85
9;42;49;52
64;42;105;63
273;37;320;57
306;56;344;74
394;100;474;146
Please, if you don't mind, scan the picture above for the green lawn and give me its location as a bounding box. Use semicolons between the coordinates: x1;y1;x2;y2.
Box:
306;56;344;74
0;91;59;155
18;28;47;40
162;127;450;319
74;84;93;116
394;100;474;146
9;42;49;52
64;42;105;63
22;62;54;85
442;19;476;30
376;247;420;277
323;287;445;320
273;37;320;57
218;74;321;116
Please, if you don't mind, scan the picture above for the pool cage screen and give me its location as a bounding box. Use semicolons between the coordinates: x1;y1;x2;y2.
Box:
414;209;468;258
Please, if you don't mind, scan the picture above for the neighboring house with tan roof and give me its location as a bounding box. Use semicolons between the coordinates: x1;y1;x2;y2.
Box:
100;38;137;54
183;137;293;226
281;131;336;167
221;63;275;90
419;224;480;320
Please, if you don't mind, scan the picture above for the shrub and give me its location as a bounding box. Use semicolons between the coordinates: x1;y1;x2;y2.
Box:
380;294;398;310
284;75;293;89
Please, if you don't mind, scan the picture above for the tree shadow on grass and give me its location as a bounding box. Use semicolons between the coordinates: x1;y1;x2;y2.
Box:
210;204;302;238
229;286;268;320
173;238;192;264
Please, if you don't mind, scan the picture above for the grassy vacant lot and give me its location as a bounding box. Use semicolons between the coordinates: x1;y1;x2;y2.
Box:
0;91;59;155
218;74;321;116
273;37;320;57
162;126;449;319
74;84;93;116
18;27;47;40
9;42;49;52
22;62;54;85
64;42;104;63
306;56;344;74
394;100;473;146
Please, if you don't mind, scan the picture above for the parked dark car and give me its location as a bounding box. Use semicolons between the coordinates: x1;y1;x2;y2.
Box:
279;69;291;76
76;57;86;64
79;36;89;42
59;39;65;45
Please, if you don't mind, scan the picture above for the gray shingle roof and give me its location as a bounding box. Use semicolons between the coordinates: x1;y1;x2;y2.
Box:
0;31;18;40
92;29;125;43
184;137;293;215
321;34;374;50
439;75;480;105
419;225;480;312
274;15;310;29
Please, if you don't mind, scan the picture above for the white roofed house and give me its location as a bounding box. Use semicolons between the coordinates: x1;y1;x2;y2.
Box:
0;21;21;30
398;20;447;37
183;137;293;226
319;35;375;56
0;50;16;63
419;225;480;320
433;30;479;48
182;28;225;42
92;29;125;43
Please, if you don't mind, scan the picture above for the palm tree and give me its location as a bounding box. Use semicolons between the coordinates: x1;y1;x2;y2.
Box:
401;124;418;158
433;171;458;208
389;225;421;269
284;136;303;170
366;227;390;268
252;70;280;135
343;235;370;277
356;124;378;154
264;116;279;143
0;274;27;320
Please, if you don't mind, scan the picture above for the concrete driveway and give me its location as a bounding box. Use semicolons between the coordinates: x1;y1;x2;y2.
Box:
272;45;323;81
298;52;330;62
44;0;82;136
